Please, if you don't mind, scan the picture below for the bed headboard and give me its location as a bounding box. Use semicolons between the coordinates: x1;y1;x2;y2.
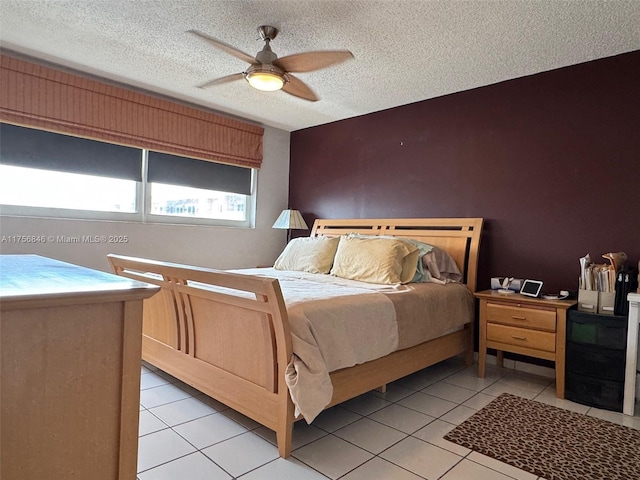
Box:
311;218;484;292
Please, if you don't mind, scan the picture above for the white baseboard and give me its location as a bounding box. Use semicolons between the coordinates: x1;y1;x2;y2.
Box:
474;352;556;379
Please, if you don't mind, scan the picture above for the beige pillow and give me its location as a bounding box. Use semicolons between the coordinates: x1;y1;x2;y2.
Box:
346;233;422;283
400;247;421;283
274;236;340;274
330;236;419;284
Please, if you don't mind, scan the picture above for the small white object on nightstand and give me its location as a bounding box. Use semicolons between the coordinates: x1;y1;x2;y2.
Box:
498;277;515;294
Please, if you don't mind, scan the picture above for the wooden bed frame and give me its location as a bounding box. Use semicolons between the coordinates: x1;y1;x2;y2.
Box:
108;217;483;458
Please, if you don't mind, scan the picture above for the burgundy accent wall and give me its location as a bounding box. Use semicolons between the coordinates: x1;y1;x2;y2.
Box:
290;51;640;293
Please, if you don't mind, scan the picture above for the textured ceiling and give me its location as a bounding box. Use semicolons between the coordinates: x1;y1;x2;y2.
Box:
1;1;639;132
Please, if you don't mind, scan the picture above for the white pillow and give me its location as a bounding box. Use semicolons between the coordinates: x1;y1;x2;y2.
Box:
422;246;462;282
330;236;418;284
273;236;340;274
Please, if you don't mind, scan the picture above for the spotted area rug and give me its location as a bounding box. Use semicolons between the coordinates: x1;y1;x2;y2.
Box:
444;393;640;480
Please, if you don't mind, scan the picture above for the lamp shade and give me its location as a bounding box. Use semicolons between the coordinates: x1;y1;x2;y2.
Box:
272;209;308;230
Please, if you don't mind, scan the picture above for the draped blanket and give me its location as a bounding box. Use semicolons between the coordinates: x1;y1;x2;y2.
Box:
232;269;473;422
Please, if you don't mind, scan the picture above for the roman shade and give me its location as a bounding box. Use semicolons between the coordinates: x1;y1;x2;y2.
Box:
0;53;263;169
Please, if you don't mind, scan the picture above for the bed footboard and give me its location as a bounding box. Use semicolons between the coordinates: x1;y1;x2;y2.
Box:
107;254;295;457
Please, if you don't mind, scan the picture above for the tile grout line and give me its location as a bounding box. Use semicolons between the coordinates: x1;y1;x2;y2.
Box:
139;359;638;479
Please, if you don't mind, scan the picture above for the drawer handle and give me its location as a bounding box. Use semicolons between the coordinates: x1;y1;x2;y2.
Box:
511;335;527;341
511;315;527;320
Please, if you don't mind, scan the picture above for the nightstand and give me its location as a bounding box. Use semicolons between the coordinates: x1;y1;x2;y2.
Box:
475;290;577;398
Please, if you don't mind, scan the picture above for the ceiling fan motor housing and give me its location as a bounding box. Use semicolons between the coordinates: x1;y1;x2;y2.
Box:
255;43;278;64
245;63;286;78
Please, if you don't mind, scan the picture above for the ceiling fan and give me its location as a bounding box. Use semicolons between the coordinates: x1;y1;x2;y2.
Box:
188;26;354;102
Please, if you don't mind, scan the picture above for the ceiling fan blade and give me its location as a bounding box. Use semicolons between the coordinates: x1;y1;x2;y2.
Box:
188;30;256;65
275;50;353;73
282;74;319;102
196;73;244;89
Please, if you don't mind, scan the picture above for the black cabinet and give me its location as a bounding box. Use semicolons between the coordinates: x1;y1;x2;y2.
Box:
565;308;627;412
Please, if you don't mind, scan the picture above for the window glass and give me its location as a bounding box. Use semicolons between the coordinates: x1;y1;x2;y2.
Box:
0;165;137;212
149;183;247;221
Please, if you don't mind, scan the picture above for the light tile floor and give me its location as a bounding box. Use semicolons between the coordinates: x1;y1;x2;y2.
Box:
137;357;640;479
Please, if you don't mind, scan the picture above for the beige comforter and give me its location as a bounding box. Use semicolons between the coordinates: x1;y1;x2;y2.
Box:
233;268;473;422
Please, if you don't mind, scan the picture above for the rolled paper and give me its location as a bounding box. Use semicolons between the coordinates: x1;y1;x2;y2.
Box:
579;254;591;290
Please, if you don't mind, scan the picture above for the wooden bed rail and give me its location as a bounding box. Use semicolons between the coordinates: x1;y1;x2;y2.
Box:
107;254;296;456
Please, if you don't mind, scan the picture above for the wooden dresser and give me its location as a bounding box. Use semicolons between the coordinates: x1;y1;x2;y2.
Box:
0;255;158;480
475;290;576;398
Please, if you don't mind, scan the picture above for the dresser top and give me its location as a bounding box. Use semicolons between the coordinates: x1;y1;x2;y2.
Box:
0;254;158;308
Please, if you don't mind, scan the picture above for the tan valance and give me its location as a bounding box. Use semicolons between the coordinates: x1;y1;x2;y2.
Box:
0;53;263;169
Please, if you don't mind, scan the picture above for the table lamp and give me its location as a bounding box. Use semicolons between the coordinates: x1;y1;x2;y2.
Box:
272;209;308;242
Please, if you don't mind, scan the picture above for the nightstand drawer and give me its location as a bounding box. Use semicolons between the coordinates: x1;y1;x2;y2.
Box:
487;302;556;332
487;323;556;352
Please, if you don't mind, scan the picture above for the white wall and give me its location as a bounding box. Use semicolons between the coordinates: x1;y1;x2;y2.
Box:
0;126;291;273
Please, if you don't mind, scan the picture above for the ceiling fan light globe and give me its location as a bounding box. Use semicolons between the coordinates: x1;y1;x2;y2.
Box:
246;71;285;91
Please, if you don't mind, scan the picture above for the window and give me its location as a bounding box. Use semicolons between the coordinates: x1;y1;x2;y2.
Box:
0;165;137;212
146;150;252;225
0;124;255;227
149;183;247;221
